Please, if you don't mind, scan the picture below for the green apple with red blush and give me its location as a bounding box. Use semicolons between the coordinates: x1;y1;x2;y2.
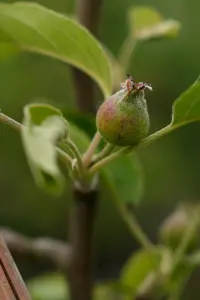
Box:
96;75;152;147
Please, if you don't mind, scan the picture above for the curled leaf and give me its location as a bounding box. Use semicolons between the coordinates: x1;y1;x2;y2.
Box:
21;104;68;194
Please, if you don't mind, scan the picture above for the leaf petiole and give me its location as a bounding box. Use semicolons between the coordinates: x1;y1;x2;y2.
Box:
63;139;85;178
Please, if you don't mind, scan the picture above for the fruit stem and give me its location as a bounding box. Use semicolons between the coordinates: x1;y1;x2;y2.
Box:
88;125;174;174
82;131;102;168
91;143;115;164
89;146;130;174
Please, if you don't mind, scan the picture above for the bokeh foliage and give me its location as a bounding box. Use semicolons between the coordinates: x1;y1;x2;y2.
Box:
1;1;200;299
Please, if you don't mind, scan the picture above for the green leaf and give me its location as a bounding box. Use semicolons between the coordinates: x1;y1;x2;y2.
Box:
102;154;144;205
172;78;200;126
0;29;11;41
21;104;68;194
0;2;112;97
141;77;200;146
121;249;162;297
0;43;20;61
128;6;181;41
28;273;68;300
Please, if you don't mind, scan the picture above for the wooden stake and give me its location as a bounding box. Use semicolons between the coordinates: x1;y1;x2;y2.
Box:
0;236;31;300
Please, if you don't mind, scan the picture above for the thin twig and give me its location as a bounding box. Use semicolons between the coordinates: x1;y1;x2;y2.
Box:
82;131;102;168
0;228;72;268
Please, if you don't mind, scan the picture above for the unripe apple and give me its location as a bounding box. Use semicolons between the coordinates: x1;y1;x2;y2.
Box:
96;75;152;146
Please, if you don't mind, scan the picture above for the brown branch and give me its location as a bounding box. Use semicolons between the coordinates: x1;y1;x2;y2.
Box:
68;1;103;300
76;0;103;35
0;228;72;269
72;0;103;113
68;184;98;300
72;70;96;113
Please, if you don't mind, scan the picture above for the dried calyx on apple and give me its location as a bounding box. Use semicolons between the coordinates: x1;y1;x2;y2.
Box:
96;74;152;146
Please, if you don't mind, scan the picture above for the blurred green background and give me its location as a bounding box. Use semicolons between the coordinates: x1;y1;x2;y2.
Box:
0;0;200;298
